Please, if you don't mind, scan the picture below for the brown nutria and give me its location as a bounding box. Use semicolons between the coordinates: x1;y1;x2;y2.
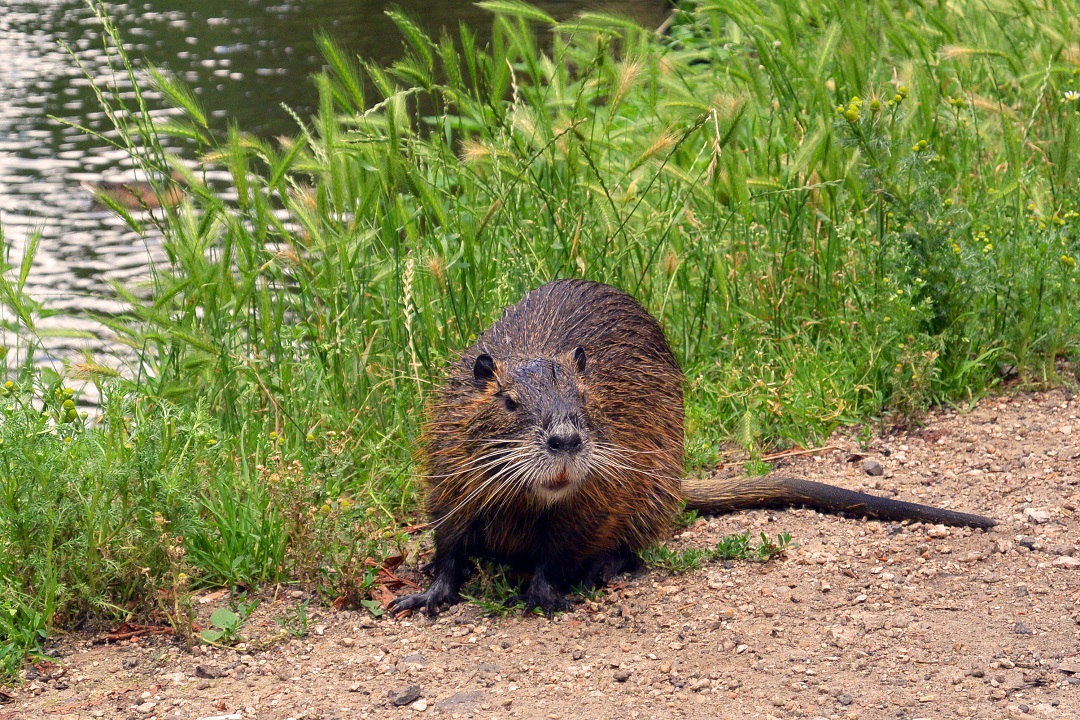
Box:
388;279;996;617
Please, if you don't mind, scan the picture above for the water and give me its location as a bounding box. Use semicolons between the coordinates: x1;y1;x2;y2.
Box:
0;0;668;376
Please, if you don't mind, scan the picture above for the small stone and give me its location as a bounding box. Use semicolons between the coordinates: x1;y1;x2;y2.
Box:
613;669;632;682
410;698;428;712
659;662;672;674
927;525;949;538
862;459;884;476
358;615;377;629
1059;658;1080;674
1060;425;1073;435
340;637;356;647
194;664;226;679
289;590;304;599
1014;621;1034;635
390;685;422;707
134;701;157;714
837;694;854;706
1024;508;1050;524
1053;556;1080;569
1017;537;1037;550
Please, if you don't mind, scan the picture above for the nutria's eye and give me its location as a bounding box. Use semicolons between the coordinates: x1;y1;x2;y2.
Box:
473;353;496;387
573;346;586;373
504;396;518;412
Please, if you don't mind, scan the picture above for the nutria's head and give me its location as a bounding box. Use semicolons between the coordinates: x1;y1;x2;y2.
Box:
463;345;595;502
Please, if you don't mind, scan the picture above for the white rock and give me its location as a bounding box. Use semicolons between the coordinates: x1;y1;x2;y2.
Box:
1024;508;1051;524
1052;556;1079;569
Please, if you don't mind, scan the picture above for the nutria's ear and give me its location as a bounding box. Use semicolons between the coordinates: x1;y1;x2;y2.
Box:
572;346;587;373
473;353;497;386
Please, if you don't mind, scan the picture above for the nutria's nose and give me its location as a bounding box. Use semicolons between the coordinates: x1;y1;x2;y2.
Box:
546;431;582;454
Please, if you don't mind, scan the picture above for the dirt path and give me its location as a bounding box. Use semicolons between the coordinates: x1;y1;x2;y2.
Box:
7;389;1080;720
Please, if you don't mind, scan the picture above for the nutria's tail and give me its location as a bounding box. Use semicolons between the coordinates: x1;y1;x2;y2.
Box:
681;475;997;529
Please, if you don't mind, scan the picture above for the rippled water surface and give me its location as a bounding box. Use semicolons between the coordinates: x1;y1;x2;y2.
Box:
0;0;667;373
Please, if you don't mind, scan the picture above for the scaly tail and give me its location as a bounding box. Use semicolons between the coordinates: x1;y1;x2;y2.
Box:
681;475;997;529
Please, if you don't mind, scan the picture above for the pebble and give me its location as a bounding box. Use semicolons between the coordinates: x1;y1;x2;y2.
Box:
613;669;632;682
1014;621;1034;635
390;685;422;706
1052;556;1079;569
837;694;854;706
410;698;428;711
862;459;884;476
1024;508;1050;524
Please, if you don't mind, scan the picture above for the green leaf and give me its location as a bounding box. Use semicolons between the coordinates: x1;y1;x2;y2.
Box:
209;607;239;629
201;629;224;643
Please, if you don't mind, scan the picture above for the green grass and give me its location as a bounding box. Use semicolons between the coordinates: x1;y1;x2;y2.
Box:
641;531;795;572
2;0;1080;678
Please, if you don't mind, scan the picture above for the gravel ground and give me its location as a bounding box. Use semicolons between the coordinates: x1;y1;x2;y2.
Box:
6;389;1080;720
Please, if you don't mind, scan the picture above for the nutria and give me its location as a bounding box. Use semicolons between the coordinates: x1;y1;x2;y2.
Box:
388;279;996;617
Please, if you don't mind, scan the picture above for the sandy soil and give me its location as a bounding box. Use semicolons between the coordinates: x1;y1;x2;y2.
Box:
5;388;1079;720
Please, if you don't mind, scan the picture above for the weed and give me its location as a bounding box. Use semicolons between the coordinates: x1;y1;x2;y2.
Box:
643;530;795;573
200;599;258;646
275;601;311;638
461;561;527;617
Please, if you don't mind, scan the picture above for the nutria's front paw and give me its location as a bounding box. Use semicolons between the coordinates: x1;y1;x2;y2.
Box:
387;580;460;617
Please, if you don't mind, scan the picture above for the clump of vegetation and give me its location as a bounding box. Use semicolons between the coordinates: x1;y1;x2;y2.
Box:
641;531;794;573
2;0;1080;678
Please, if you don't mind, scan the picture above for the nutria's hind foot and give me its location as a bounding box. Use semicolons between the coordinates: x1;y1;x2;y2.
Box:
581;548;640;588
387;578;461;617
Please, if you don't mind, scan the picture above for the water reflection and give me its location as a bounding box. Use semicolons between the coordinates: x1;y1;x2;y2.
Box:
0;0;668;380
